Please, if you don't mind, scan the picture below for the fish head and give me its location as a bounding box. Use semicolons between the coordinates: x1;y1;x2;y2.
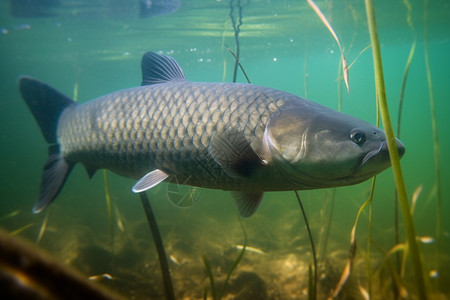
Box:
264;104;405;188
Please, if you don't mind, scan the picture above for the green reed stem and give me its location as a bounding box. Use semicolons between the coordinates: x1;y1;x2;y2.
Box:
218;218;247;300
364;1;427;299
203;256;216;300
397;41;416;139
103;170;114;255
424;0;442;284
366;177;376;299
139;192;176;300
295;191;317;300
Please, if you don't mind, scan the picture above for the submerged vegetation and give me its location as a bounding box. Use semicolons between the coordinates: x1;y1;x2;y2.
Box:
0;0;448;299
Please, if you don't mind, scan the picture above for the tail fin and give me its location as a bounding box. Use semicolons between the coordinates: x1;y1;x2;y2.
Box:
18;76;76;213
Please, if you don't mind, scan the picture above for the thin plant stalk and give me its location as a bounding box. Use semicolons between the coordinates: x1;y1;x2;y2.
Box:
139;192;176;300
203;218;247;300
397;41;416;139
372;242;409;298
36;210;49;244
365;177;376;299
228;0;246;83
394;37;417;286
218;218;247;300
337;57;343;112
364;1;427;299
203;256;216;300
295;191;317;300
331;182;373;299
103;170;114;254
318;190;334;266
424;0;442;283
225;45;251;84
307;0;349;92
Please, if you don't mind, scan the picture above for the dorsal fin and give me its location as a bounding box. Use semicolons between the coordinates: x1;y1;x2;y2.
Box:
141;52;186;86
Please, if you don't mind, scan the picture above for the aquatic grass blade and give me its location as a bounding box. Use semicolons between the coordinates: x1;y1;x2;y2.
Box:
218;217;247;300
103;170;115;254
10;223;34;236
307;264;314;300
397;40;416;138
364;1;428;298
424;0;442;285
317;190;334;266
307;0;349;92
36;210;49;244
224;44;251;84
372;241;409;298
336;44;371;83
203;217;247;300
410;184;423;216
228;0;248;83
295;191;316;300
365;177;377;299
139;192;176;300
203;256;217;300
331;186;373;299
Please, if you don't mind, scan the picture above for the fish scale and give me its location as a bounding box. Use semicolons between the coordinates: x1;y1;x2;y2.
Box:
58;81;288;189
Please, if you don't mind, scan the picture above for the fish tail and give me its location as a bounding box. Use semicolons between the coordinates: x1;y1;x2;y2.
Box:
18;76;76;213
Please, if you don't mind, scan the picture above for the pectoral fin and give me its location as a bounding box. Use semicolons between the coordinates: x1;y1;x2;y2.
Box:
209;130;266;178
132;169;170;193
231;191;264;217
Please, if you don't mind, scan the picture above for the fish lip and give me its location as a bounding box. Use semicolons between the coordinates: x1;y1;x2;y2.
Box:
361;140;386;166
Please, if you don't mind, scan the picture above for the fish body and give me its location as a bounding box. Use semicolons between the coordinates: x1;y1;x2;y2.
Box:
139;0;180;18
19;52;405;216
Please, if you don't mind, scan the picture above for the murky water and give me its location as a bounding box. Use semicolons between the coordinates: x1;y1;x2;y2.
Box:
1;0;449;299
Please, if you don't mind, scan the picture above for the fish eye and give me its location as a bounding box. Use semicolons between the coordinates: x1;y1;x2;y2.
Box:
350;131;366;145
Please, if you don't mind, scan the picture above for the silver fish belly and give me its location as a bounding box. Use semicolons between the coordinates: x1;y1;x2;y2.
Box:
19;51;405;216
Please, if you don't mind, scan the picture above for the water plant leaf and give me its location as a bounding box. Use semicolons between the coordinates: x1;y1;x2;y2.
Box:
364;0;428;298
10;223;34;236
372;241;410;299
331;179;375;299
225;44;251;84
307;0;349;93
397;40;416;138
218;217;247;300
203;256;217;300
336;44;371;82
410;184;423;215
36;211;49;244
295;191;317;300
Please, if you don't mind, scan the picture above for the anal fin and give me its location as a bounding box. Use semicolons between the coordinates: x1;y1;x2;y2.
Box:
34;145;73;213
231;191;264;217
132;169;170;193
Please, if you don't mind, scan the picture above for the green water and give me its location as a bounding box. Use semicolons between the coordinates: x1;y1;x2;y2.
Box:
1;0;449;299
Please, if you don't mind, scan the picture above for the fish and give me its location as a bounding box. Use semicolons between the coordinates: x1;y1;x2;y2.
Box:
9;0;59;18
235;244;265;255
139;0;180;18
10;0;179;19
18;51;405;217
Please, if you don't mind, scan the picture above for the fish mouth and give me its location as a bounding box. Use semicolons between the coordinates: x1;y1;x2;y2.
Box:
361;138;405;167
361;140;386;166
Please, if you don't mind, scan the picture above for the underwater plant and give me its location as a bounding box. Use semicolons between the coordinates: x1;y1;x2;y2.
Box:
364;0;428;299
